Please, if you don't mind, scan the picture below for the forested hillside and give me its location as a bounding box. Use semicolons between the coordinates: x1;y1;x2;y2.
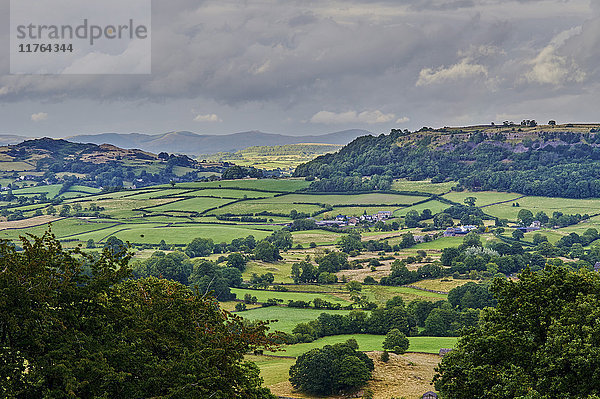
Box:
294;123;600;198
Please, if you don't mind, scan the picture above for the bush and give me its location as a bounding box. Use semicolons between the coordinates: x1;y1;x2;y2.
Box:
380;350;390;362
289;340;374;395
383;328;409;354
235;302;247;311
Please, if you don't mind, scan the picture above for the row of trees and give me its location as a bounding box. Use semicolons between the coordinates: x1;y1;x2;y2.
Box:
185;230;292;262
435;266;600;398
284;291;486;344
0;232;276;398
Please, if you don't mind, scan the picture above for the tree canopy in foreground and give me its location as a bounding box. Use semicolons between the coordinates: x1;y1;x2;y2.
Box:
435;266;600;399
289;339;374;395
0;232;275;399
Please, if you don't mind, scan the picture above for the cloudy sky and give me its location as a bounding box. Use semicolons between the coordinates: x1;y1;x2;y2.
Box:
0;0;598;137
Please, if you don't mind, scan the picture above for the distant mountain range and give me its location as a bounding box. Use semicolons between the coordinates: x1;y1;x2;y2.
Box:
0;129;371;155
64;129;371;155
0;135;33;146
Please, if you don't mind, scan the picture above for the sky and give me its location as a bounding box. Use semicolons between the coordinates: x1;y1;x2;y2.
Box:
0;0;598;138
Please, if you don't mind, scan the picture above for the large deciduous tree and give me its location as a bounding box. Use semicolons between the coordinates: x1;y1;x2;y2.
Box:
435;266;600;398
289;340;374;395
0;232;275;399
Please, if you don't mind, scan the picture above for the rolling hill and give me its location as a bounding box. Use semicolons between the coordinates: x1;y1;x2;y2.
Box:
295;123;600;198
0;138;226;190
65;129;372;155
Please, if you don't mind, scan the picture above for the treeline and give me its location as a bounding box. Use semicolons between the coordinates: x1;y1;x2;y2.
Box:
337;231;422;256
290;252;350;284
294;129;600;198
221;165;263;180
129;230;295;300
279;289;492;344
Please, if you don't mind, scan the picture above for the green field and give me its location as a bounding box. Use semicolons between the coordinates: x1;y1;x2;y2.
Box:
270;334;458;357
443;191;523;207
122;189;191;199
484;196;600;221
391;179;456;195
237;306;351;333
243;260;297;284
11;184;101;198
1;218;276;245
156;179;311;192
323;206;401;219
278;193;426;206
394;200;449;217
146;197;234;213
231;288;350;305
0;218;119;241
100;224;275;244
211;200;322;217
367;285;448;303
186;189;276;199
0;161;35;171
291;230;343;245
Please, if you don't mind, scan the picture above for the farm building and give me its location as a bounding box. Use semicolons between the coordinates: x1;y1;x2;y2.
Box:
443;225;477;237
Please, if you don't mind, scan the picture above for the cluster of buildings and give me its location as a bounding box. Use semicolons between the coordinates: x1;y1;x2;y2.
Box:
516;221;542;233
315;210;393;227
443;225;478;237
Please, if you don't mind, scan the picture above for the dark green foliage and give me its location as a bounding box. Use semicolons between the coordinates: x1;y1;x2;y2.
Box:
291;260;318;283
435;266;600;398
316;251;349;273
289;340;374;395
363;276;377;285
226;252;247;271
383;328;410;354
103;235;127;257
294;129;600;198
434;212;454;228
517;209;534;226
512;229;525;240
186;237;214;257
338;231;363;253
222;165;263;179
380;350;390;362
408;300;437;327
189;260;240;300
0;232;275;399
448;282;496;310
253;240;282;262
289;218;318;231
266;230;293;250
134;250;194;285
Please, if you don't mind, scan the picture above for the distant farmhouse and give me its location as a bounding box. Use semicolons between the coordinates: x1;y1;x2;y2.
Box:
516;220;542;233
316;210;393;228
443;225;477;237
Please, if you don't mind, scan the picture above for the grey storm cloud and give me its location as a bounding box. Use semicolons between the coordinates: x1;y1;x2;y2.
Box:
0;0;597;129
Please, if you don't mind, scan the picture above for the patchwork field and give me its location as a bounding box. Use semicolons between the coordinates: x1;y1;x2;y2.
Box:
146;197;234;213
230;288;351;305
393;200;450;217
279;193;427;205
153;178;311;192
210;200;323;216
443;191;524;207
391;179;456;195
484;196;600;221
270;334;457;357
291;230;344;245
238;306;351;333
